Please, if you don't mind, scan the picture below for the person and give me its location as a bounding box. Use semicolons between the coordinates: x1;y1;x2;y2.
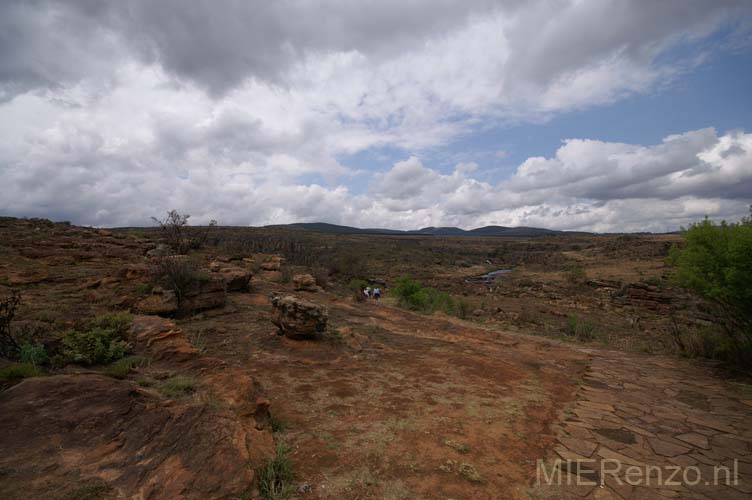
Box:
364;286;371;299
373;287;381;300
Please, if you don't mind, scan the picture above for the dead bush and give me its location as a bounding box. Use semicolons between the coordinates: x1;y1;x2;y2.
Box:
151;256;201;305
151;209;217;254
0;290;22;357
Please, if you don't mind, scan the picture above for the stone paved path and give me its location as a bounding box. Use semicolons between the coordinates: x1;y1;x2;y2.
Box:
535;349;752;499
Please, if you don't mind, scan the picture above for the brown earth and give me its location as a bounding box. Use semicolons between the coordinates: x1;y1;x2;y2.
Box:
0;217;750;499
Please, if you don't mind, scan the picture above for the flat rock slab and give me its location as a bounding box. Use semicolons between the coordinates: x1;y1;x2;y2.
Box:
0;375;258;500
536;350;752;499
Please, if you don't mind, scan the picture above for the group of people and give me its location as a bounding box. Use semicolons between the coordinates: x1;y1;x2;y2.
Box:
363;285;382;301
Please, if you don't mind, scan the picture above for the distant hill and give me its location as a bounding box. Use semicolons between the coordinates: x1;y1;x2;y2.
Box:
265;222;583;237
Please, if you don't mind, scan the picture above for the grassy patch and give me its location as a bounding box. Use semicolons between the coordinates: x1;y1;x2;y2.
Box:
443;439;470;454
187;329;207;354
317;431;339;450
383;479;411;500
159;375;196;398
104;355;148;379
19;342;48;366
269;413;288;433
0;362;42;383
564;314;596;342
66;480;111;500
258;443;294;500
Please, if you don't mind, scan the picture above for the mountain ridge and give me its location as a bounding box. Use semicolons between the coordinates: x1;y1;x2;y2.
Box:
264;222;588;237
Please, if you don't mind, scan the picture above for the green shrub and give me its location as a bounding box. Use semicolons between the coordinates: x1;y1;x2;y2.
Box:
258;443;294;500
349;279;369;302
392;276;422;307
669;211;752;369
392;276;454;314
19;342;48;366
61;329;130;365
454;298;472;320
60;313;133;366
670;214;752;322
0;362;42;383
104;355;148;379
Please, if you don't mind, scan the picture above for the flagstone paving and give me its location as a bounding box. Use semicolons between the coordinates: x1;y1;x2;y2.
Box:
533;349;752;499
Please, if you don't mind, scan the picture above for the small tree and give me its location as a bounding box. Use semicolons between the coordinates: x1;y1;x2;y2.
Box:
669;208;752;368
151;210;217;254
152;210;190;254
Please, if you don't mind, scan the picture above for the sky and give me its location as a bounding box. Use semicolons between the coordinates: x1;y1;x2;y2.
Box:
1;0;751;232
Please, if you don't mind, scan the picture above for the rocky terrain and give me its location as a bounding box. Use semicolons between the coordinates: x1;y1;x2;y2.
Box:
0;217;750;499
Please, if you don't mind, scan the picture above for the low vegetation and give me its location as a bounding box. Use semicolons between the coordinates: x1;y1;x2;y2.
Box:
258;443;295;500
0;362;42;384
151;255;204;305
564;314;596;342
159;375;196;398
349;279;369;302
269;414;288;434
104;355;149;379
19;342;48;367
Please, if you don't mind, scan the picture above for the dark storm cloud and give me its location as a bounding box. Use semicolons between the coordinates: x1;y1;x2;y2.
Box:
0;0;502;98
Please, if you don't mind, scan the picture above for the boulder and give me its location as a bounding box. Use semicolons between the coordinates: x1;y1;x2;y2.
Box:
181;276;227;312
269;292;328;339
209;262;252;291
260;261;280;271
260;256;284;271
293;273;317;292
220;268;251;291
146;243;170;258
117;263;151;281
134;276;226;316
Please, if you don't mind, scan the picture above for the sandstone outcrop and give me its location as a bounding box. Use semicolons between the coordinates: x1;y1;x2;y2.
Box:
209;261;252;291
293;273;317;292
180;276;227;312
269;292;328;339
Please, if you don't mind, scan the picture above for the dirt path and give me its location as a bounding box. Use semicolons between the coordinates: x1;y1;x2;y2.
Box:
181;289;751;499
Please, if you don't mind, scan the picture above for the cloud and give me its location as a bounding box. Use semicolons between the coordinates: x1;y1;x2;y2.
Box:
507;128;752;202
365;128;752;231
0;1;750;232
